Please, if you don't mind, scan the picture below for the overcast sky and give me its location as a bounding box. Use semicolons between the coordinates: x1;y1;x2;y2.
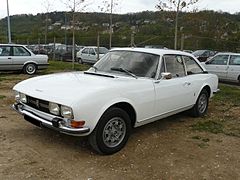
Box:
0;0;240;19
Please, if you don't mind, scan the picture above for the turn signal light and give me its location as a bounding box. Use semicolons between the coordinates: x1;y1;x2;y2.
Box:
71;120;85;128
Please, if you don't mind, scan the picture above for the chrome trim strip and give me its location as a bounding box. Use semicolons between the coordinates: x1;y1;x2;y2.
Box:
213;89;220;94
135;105;194;127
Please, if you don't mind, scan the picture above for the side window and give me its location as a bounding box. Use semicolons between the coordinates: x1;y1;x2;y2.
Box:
229;55;240;65
82;48;89;54
13;47;30;56
89;48;95;55
209;55;229;65
183;56;203;75
163;55;185;78
0;46;11;56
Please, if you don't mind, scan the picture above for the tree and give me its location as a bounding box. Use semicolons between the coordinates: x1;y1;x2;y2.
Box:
42;0;54;45
62;0;88;68
99;0;120;49
156;0;199;49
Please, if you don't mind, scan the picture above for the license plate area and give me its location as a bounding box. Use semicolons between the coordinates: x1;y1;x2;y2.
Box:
24;115;41;127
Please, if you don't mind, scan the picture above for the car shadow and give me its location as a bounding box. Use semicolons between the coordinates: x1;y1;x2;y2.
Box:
15;111;194;155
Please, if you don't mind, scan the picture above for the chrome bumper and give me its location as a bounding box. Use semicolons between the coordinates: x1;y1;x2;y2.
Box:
213;88;220;94
12;103;90;136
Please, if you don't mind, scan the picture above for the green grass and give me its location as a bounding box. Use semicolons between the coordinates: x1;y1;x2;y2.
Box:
0;95;6;100
0;76;6;81
213;84;240;106
191;84;240;137
192;120;224;134
42;60;90;74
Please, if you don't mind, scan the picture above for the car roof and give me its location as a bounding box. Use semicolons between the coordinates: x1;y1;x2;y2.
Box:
0;44;25;47
110;47;194;57
83;46;106;48
216;52;240;56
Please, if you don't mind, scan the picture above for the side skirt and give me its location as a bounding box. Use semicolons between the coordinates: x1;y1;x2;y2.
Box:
134;105;194;127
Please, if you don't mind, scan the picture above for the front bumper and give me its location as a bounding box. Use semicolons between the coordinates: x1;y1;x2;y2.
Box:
213;88;220;94
12;103;90;136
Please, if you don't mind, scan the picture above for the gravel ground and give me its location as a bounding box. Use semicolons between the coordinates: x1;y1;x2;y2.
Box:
0;74;240;180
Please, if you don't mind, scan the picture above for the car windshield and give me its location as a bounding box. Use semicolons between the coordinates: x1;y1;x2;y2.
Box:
94;47;108;54
93;50;159;78
192;50;206;56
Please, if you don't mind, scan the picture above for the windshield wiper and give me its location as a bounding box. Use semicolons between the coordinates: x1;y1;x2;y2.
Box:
110;67;138;79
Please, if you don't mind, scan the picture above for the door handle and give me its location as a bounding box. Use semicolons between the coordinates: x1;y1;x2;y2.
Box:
184;82;191;86
8;57;12;59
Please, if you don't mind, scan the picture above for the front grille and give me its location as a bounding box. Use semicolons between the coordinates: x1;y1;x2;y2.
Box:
26;96;50;114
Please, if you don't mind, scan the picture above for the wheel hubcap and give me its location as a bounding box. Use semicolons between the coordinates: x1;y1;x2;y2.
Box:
103;117;126;148
198;94;207;114
27;65;35;74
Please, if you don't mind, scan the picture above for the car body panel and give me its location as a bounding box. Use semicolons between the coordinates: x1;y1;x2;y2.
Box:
13;48;218;136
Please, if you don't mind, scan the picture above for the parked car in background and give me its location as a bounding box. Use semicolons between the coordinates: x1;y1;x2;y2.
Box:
12;48;218;154
183;50;193;54
202;53;240;84
55;44;82;61
0;44;48;74
77;46;108;64
193;50;217;62
144;45;168;49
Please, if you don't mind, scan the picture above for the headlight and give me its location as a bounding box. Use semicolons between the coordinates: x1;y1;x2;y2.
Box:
61;105;73;119
49;102;60;115
20;93;27;103
15;91;20;102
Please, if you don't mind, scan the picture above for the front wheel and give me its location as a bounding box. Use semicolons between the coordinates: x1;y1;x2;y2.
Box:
191;89;209;117
23;63;37;75
88;107;132;155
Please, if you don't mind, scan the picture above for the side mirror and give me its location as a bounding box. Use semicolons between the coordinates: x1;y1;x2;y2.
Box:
161;72;172;80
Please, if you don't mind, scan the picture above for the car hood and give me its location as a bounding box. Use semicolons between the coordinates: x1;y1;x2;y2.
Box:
13;71;147;106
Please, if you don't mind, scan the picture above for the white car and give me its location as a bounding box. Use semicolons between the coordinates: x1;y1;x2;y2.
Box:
12;48;219;154
0;44;48;74
202;53;240;84
76;46;108;64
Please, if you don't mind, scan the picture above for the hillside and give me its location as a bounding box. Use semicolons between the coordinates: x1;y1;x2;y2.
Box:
0;11;240;51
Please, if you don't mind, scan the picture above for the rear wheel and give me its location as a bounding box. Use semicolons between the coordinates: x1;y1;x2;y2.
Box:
238;75;240;85
23;63;37;75
89;107;131;155
191;89;209;117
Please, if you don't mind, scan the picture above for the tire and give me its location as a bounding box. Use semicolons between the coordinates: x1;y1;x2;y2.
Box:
78;58;83;64
88;107;132;155
190;89;209;117
238;76;240;85
23;63;37;75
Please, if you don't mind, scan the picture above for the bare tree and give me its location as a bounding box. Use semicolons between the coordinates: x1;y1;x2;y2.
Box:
156;0;199;50
42;0;54;45
99;0;120;49
62;0;88;69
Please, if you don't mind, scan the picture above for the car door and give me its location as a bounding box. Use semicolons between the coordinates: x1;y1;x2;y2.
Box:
89;48;97;63
227;55;240;82
204;54;229;80
80;48;89;62
0;45;13;70
154;55;194;116
11;46;32;70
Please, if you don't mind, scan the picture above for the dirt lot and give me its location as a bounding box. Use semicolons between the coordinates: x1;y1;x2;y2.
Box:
0;73;240;180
